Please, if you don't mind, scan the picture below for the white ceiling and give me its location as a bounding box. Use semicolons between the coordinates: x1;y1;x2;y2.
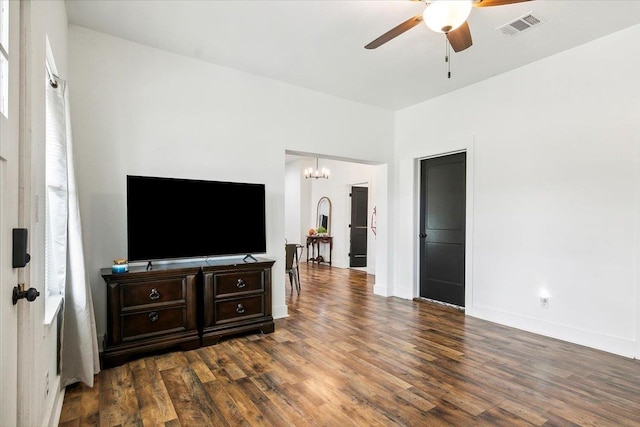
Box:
65;0;640;111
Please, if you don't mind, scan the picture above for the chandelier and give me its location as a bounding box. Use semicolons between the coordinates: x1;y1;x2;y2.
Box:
304;158;330;180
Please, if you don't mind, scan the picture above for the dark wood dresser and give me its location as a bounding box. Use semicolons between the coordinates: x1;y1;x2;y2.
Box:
101;258;275;368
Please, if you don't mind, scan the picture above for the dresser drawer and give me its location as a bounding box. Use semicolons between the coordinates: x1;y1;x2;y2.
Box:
121;307;187;341
120;277;189;309
215;295;264;324
214;271;264;297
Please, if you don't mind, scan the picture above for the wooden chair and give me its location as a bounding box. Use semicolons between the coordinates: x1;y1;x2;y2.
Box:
285;243;303;294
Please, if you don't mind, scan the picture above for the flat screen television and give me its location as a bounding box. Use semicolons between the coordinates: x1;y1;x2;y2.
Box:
127;175;267;262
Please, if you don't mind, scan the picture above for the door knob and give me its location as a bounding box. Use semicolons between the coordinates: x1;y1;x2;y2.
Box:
12;285;40;305
419;233;427;238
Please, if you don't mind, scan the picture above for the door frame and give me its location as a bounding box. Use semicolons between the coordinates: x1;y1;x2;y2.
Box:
414;140;474;312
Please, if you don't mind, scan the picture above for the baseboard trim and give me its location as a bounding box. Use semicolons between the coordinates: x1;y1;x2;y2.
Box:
373;284;389;296
467;305;637;359
47;384;65;427
272;304;288;319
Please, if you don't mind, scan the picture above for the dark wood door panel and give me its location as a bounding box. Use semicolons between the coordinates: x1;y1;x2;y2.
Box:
420;152;466;307
350;186;368;268
426;162;466;231
425;242;465;285
422;279;465;306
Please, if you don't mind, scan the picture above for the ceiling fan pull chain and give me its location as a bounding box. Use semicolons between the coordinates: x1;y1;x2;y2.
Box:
446;37;451;79
445;37;449;63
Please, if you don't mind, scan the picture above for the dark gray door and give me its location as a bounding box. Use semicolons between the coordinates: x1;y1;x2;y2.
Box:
349;186;368;267
419;153;466;307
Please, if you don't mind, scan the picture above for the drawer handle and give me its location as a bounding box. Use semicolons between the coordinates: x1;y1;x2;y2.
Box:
148;312;159;322
149;288;160;300
236;279;246;288
235;304;245;314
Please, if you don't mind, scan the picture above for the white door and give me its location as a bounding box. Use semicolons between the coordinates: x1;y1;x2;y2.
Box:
0;0;22;424
0;155;19;425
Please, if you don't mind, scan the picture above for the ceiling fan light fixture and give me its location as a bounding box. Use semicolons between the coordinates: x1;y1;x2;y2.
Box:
423;0;473;33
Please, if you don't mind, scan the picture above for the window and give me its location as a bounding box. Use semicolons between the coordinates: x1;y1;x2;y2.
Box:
45;60;66;299
44;55;67;323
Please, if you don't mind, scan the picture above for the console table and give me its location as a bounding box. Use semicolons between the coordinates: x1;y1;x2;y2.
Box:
306;235;333;266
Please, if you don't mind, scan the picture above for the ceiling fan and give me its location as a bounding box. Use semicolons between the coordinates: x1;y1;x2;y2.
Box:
365;0;533;53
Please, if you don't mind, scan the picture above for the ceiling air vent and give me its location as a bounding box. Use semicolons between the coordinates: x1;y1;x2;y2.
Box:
497;12;544;36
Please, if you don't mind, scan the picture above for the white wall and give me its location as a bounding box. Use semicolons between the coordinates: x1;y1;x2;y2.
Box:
68;26;394;339
373;163;391;296
395;24;640;358
284;159;304;245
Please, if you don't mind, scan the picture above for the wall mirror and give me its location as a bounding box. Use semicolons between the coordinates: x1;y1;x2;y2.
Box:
316;197;332;235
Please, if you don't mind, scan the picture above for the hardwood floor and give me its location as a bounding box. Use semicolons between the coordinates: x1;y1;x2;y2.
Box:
59;262;640;426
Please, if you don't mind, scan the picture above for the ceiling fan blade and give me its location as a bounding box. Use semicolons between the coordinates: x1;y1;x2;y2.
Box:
446;21;473;52
473;0;532;7
365;14;424;49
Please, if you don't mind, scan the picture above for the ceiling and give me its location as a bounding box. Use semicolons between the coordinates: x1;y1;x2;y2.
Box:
65;1;640;111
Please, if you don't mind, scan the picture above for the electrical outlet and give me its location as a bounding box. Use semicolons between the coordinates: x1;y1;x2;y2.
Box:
45;371;49;397
540;296;549;309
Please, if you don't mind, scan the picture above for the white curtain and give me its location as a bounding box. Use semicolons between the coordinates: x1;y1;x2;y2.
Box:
45;75;100;387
